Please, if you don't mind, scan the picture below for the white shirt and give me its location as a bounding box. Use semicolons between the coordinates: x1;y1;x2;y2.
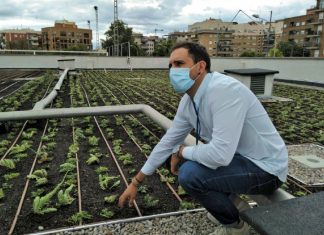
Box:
141;72;288;182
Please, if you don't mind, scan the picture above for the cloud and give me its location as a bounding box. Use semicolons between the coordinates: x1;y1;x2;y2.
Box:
0;0;316;40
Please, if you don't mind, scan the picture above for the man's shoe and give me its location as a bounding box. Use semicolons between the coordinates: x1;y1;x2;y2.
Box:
209;221;250;235
207;197;251;225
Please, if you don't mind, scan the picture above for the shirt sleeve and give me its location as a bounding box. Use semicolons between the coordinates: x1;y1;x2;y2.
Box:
182;85;249;169
141;99;193;175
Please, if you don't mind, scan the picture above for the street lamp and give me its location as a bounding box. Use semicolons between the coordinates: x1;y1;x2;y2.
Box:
252;11;273;56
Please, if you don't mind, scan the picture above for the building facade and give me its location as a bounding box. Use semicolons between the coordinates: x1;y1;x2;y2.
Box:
282;0;324;57
0;29;42;49
42;20;92;51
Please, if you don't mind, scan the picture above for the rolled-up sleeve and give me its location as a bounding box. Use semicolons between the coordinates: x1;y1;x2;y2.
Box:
141;100;193;175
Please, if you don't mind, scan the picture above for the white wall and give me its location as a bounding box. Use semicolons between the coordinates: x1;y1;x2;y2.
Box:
0;55;323;84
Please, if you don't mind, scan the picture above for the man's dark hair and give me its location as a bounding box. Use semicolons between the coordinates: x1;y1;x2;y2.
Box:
171;42;211;72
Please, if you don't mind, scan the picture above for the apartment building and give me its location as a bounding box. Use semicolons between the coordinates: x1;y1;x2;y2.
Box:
132;32;161;55
0;29;42;49
169;18;278;57
42;20;92;51
282;0;324;57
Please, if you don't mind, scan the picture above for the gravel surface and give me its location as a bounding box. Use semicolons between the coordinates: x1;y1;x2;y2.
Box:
49;211;259;235
287;144;324;185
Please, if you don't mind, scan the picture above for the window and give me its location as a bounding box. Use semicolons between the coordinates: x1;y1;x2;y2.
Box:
84;33;89;38
60;31;66;37
301;22;305;26
296;22;300;26
301;30;305;34
209;41;212;44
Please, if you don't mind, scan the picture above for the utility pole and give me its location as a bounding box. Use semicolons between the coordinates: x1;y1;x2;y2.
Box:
94;6;99;50
113;0;119;56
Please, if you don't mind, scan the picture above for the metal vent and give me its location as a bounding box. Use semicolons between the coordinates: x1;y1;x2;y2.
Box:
250;75;265;95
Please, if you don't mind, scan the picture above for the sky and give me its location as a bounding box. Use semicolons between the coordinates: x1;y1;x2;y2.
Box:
0;0;315;44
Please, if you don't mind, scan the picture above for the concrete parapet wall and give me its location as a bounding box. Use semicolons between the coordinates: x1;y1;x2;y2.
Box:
0;55;323;84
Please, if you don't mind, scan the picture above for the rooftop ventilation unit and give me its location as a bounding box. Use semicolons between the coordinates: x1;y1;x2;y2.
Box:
224;68;279;98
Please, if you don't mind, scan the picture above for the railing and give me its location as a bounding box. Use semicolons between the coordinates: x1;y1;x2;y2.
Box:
0;49;109;56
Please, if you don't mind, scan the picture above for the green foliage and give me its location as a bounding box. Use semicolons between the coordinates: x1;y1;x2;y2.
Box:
0;159;16;169
0;188;4;200
268;48;283;57
104;194;118;203
180;201;196;210
33;179;64;214
138;185;149;194
57;185;75;206
22;130;37;139
177;186;187;196
9;142;31;155
118;153;133;165
88;136;99;146
110;179;120;190
159;168;175;184
68;143;79;155
141;144;151;154
59;162;76;173
69;211;92;224
144;194;159;208
153;40;174;56
86;154;100;165
277;41;308;57
3;172;20;181
31;188;45;198
99;174;119;190
28;169;48;186
75;128;85;141
100;208;114;219
95;166;109;174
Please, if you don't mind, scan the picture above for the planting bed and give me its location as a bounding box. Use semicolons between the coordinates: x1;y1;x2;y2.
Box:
0;69;323;234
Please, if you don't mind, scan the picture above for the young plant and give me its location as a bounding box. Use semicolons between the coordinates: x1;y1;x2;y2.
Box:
180;201;196;210
0;188;4;200
100;208;114;219
3;172;20;181
31;188;45;198
88;136;99;146
0;159;16;169
177;186;187;196
118;153;133;165
110;179;120;190
57;185;75;206
95;166;109;174
144;194;159;208
138;185;149;194
68;211;92;224
86;154;100;165
104;194;118;204
60;162;76;173
33;179;63;214
99;174;119;190
141;144;151;154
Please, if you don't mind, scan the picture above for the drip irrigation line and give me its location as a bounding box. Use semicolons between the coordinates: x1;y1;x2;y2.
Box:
1;78;55;161
70;91;83;225
86;74;183;203
79;80;143;216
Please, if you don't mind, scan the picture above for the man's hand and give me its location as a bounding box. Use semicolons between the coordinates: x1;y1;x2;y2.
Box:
170;145;184;175
118;183;137;208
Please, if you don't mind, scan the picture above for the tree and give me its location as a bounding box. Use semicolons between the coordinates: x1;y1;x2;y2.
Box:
277;41;308;57
66;44;88;51
7;40;29;50
268;48;283;57
240;51;264;57
101;20;137;56
153;40;174;56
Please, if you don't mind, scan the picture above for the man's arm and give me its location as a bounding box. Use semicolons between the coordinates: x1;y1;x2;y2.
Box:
182;86;249;168
119;99;192;208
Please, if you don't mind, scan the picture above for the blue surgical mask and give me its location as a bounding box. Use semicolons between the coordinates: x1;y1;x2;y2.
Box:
169;64;199;93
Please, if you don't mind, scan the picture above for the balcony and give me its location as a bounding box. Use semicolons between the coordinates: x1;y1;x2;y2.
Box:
304;42;320;49
305;31;322;38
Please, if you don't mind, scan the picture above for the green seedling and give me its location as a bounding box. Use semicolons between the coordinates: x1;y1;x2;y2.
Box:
60;162;76;173
57;185;75;206
138;185;149;194
88;136;99;146
99;174;119;190
31;188;45;198
0;159;16;169
3;172;20;181
177;186;187;196
86;154;100;165
0;188;4;200
100;209;114;219
144;194;159;208
104;194;118;203
180;201;196;210
110;179;120;190
9;142;31;155
68;211;92;224
95;166;109;174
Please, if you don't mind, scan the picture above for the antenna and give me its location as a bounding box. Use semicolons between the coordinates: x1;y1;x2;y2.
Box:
87;20;91;30
94;6;99;50
113;0;119;56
